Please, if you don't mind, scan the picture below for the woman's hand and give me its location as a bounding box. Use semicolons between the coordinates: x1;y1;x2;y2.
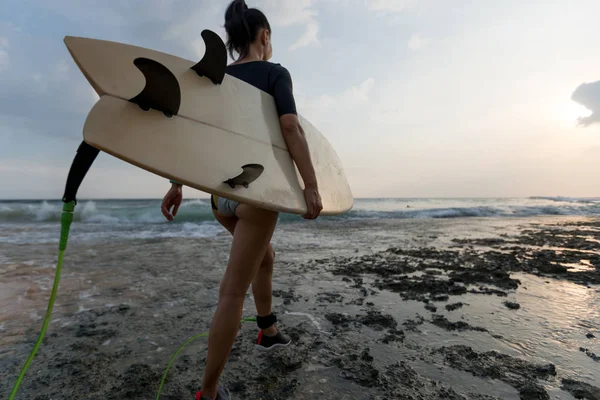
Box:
302;186;323;220
161;184;182;221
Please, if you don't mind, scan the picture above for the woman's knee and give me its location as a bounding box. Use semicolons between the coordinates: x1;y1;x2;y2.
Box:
260;246;275;271
218;284;247;303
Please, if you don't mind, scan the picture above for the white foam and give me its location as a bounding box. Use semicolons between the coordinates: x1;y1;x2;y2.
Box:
31;201;60;221
76;304;91;313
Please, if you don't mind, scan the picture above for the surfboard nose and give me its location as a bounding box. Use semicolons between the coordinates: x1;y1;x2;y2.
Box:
63;35;79;49
63;36;85;62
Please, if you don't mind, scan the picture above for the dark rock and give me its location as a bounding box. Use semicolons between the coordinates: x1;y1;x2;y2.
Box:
519;382;550;400
432;294;449;302
451;238;507;247
360;348;374;362
436;345;556;398
469;287;508;297
333;348;380;387
273;289;301;304
317;292;344;303
448;284;468;295
504;301;521;310
579;347;600;362
403;316;425;332
445;302;464;311
561;378;600;400
75;323;117;340
381;328;405;344
425;303;437;312
538;263;568;274
346;297;365;306
358;310;397;331
325;313;352;326
431;315;487;332
108;363;158;400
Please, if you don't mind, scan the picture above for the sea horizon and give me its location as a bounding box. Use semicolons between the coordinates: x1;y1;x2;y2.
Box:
1;195;599;201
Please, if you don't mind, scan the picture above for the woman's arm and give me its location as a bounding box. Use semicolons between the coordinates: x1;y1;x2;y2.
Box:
280;115;317;189
272;66;323;219
279;114;322;219
161;182;183;221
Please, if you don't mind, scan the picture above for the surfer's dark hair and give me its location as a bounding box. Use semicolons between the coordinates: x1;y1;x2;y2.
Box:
224;0;271;60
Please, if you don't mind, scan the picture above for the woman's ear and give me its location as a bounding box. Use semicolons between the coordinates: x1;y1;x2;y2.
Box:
262;29;270;46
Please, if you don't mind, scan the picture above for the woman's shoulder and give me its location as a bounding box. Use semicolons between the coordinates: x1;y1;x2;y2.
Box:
264;62;292;82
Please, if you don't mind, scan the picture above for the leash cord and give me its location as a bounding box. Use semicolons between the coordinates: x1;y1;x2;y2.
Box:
9;202;74;400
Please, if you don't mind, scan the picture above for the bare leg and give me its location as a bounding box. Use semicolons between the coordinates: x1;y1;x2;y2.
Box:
212;211;278;335
201;205;278;398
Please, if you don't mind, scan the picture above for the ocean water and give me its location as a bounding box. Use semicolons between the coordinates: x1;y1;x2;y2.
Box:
0;196;599;245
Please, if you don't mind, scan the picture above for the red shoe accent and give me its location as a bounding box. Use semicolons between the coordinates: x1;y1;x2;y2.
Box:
196;391;202;400
257;330;263;345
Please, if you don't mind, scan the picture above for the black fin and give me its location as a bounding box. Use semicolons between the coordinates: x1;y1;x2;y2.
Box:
129;57;181;117
224;164;264;189
191;30;227;85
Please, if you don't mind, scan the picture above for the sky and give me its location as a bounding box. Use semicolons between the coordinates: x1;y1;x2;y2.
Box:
1;0;600;199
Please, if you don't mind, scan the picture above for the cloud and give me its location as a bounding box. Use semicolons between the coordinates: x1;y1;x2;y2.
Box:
571;80;600;127
256;0;320;50
298;78;374;118
332;0;415;13
368;0;415;13
296;77;376;153
290;21;319;50
407;33;430;51
258;0;317;26
0;56;99;142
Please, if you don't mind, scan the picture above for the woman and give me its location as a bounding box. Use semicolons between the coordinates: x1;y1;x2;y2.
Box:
160;1;323;398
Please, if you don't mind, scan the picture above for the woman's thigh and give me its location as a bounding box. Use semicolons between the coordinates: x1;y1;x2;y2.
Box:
218;204;279;295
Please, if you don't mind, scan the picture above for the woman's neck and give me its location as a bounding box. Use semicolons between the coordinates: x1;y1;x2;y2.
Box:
232;46;265;65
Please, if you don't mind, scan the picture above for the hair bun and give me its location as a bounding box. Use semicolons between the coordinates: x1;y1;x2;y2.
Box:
225;0;248;23
224;0;271;60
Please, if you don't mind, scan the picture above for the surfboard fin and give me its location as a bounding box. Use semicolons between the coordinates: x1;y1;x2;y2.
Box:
129;57;181;118
224;164;264;189
191;30;227;85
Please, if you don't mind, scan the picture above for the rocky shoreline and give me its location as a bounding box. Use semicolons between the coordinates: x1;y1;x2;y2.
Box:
1;217;599;399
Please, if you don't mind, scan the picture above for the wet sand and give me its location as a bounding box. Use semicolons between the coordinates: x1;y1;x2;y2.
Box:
1;216;599;399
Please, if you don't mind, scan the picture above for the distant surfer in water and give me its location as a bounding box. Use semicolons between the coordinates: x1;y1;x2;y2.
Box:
160;1;323;398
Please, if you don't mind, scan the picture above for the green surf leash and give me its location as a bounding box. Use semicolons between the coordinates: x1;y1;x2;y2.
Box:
9;201;75;400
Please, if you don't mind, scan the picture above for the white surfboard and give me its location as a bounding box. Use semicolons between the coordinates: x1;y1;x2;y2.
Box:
65;31;353;215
